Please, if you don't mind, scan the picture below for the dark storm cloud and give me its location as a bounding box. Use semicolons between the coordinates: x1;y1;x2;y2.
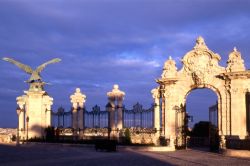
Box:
0;0;250;127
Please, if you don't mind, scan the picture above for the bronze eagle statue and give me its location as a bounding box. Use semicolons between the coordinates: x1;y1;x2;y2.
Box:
2;57;61;83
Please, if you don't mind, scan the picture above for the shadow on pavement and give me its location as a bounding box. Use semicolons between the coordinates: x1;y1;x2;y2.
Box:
0;143;174;166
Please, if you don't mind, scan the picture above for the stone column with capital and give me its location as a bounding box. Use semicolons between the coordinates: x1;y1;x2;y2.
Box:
151;87;160;131
70;88;86;137
107;84;125;139
16;95;26;141
151;87;161;144
43;95;53;128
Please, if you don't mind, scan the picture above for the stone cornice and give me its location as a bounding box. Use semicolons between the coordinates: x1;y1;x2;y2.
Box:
218;70;250;80
156;78;178;85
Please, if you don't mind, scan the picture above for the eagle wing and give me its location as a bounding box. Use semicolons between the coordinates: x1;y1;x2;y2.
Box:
36;58;61;73
2;57;33;74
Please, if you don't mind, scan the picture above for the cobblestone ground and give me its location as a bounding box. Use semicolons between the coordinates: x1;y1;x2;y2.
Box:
0;144;249;166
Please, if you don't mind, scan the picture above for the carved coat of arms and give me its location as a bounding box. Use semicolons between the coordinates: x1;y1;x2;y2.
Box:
182;36;223;85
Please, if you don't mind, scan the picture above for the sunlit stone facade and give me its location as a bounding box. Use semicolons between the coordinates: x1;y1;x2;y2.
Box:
16;83;53;139
153;36;250;149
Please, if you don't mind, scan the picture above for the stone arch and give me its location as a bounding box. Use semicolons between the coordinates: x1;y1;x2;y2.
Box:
183;84;221;105
153;36;250;149
181;84;223;136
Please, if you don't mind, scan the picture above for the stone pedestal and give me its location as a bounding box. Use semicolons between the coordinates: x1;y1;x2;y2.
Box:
16;82;53;139
70;88;86;137
25;91;53;139
107;84;125;140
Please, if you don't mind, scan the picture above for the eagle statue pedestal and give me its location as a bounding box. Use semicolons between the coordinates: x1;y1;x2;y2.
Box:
2;57;61;141
16;82;53;140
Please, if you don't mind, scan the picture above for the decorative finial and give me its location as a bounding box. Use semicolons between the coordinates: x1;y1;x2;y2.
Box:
76;88;81;93
233;47;237;52
113;84;119;90
196;36;205;45
169;56;172;60
107;84;125;99
194;36;207;50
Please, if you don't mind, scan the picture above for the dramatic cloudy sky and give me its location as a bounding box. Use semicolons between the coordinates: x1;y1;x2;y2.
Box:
0;0;250;127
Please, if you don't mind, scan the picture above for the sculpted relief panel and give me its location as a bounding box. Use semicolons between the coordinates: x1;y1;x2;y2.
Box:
180;36;225;86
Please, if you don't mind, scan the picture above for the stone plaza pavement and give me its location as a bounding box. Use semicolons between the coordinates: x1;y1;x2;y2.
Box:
0;144;250;166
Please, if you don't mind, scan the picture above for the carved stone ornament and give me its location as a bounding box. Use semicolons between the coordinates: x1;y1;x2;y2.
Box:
181;36;224;85
161;56;177;78
43;95;53;110
151;87;160;99
226;47;245;72
70;88;86;106
107;84;125;100
16;95;27;109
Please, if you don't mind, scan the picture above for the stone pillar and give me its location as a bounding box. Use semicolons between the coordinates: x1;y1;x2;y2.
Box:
43;95;53;128
107;84;125;139
226;48;247;139
70;88;86;136
151;87;160;132
72;103;78;131
16;96;26;144
19;109;25;132
151;87;161;145
78;103;84;131
230;85;247;139
117;98;123;129
17;95;26;138
165;95;177;148
107;99;115;138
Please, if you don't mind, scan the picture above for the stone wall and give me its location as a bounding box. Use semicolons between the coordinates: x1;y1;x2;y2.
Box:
0;128;16;143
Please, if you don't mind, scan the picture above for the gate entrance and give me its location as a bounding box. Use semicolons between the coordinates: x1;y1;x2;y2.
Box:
175;88;219;150
152;36;250;150
185;89;219;151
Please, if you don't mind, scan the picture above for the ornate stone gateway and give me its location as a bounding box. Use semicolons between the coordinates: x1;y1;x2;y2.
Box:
152;36;250;149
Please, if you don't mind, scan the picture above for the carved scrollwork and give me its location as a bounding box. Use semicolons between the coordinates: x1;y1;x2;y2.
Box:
16;95;27;110
151;87;160;99
226;47;245;72
181;36;224;85
161;56;177;78
70;88;86;109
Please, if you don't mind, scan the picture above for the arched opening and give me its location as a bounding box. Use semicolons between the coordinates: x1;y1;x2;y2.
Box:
183;87;220;151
